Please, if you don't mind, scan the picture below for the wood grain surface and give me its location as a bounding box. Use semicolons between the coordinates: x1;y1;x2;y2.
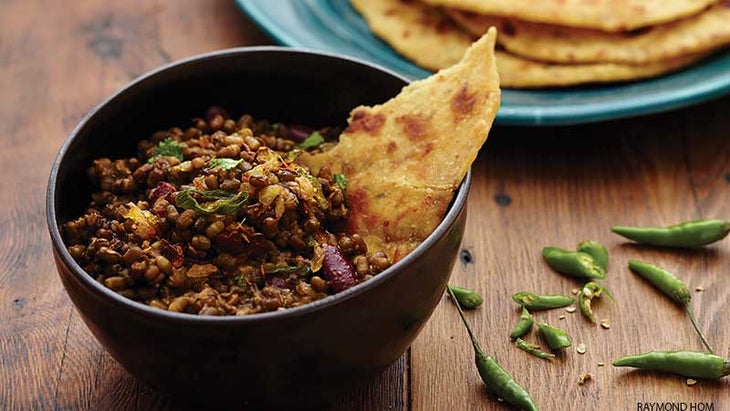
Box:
1;1;728;410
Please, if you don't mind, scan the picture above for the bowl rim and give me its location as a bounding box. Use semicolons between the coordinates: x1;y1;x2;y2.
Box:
46;45;472;325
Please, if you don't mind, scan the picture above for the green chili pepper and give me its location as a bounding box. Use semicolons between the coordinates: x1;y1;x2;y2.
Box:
542;247;605;279
613;351;730;379
628;260;713;354
512;291;575;311
578;282;612;324
612;219;730;248
576;240;608;271
515;338;554;360
447;285;483;309
509;307;534;339
538;323;572;350
627;260;689;305
446;287;539;411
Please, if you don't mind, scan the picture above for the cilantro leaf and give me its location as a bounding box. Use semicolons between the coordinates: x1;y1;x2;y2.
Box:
297;131;325;149
333;173;346;191
175;188;248;215
148;138;184;163
208;157;243;170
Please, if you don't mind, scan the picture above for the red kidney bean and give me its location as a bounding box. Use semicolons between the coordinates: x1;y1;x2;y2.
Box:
287;124;313;142
160;241;184;268
215;231;247;254
205;106;229;123
149;181;176;203
322;245;359;293
266;276;289;290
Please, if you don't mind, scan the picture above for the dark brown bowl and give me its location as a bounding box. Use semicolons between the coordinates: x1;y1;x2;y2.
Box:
46;47;470;409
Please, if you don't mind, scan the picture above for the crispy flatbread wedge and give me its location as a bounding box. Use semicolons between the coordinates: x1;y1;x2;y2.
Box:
420;0;721;32
298;28;500;261
351;0;709;88
447;2;730;65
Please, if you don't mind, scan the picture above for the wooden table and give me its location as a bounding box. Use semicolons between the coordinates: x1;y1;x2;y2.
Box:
2;1;729;410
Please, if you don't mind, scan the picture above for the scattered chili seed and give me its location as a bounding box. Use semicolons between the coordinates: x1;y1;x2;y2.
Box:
695;286;705;292
686;379;698;386
570;288;580;295
576;343;587;354
558;315;566;320
600;319;611;329
578;373;593;385
565;306;577;313
597;362;605;367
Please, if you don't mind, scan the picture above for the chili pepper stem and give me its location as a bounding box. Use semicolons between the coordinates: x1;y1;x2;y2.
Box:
686;305;714;354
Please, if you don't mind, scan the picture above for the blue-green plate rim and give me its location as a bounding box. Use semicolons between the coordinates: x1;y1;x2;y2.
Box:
237;0;730;126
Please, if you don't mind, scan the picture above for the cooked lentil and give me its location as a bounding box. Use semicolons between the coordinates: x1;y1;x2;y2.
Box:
62;108;392;316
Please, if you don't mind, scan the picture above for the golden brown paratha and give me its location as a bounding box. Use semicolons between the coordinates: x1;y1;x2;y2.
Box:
421;0;721;32
351;0;473;71
298;28;500;261
496;51;706;88
351;0;709;88
447;2;730;64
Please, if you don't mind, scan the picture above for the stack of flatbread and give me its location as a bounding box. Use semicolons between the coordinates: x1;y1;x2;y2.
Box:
351;0;730;88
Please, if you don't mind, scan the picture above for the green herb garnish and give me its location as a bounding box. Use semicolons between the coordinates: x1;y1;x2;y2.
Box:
333;173;346;191
148;138;184;163
175;188;248;215
208;157;243;170
298;131;325;149
262;264;311;277
235;274;248;288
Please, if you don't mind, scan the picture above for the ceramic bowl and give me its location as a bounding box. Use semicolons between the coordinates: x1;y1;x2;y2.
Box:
46;47;470;409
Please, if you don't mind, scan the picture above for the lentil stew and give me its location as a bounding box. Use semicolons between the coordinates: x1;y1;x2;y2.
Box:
62;107;392;316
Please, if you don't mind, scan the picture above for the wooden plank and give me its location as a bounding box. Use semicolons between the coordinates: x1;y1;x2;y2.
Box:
0;0;404;409
410;101;730;410
4;0;730;409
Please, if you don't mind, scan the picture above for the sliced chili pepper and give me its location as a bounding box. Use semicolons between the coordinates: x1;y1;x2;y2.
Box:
515;338;554;360
613;351;730;379
578;282;611;324
542;247;605;279
512;291;575;311
538;323;572;350
576;240;608;271
612;219;730;248
447;284;483;309
509;307;534;339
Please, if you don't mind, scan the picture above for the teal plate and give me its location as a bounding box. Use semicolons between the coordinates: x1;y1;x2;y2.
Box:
238;0;730;126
